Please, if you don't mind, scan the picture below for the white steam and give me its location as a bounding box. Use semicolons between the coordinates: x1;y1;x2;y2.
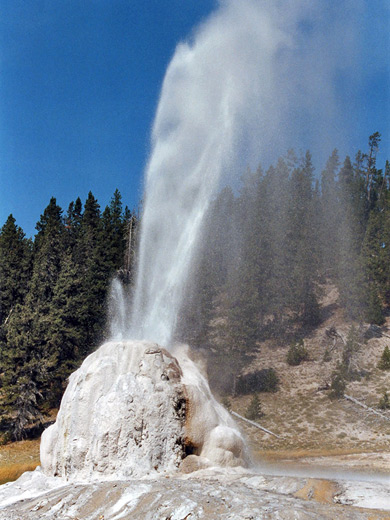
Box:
125;0;362;346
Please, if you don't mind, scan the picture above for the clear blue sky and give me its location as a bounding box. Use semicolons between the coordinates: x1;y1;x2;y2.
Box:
0;0;389;238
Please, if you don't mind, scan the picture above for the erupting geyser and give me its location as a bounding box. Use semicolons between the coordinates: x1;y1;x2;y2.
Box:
41;0;354;481
41;0;295;479
2;1;378;517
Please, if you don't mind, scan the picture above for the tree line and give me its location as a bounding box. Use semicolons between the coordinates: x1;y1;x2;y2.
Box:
1;133;389;439
177;133;390;392
0;190;137;440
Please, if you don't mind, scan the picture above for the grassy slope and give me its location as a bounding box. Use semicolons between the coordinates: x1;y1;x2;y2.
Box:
228;284;390;457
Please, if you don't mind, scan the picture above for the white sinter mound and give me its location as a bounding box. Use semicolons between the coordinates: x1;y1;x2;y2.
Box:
40;340;249;480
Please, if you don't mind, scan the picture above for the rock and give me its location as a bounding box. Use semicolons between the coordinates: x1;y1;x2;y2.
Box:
174;345;250;468
1;344;389;519
40;340;248;481
179;454;210;473
41;341;188;480
0;469;386;519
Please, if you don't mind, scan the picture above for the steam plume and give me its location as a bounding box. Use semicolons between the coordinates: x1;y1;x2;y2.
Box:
128;0;362;346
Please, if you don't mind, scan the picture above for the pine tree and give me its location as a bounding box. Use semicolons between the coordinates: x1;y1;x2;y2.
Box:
1;198;65;436
74;192;108;351
261;158;291;331
100;189;127;273
361;210;385;324
286;151;320;326
329;366;346;399
76;191;101;263
378;346;390;370
44;252;86;403
365;283;384;325
1;303;46;439
364;132;381;207
286;339;309;366
0;215;32;325
341;325;361;379
319;149;340;278
63;197;83;253
337;156;367;319
245;394;264;421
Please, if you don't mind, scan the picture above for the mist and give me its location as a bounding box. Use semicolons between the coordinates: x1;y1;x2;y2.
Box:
127;0;366;347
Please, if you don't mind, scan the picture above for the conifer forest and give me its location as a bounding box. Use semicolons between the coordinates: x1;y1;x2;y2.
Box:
1;133;389;440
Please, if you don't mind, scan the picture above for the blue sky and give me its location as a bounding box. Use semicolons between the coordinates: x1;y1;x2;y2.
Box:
0;0;389;238
0;0;216;237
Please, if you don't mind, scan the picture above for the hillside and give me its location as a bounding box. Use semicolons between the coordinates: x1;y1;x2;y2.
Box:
226;283;390;461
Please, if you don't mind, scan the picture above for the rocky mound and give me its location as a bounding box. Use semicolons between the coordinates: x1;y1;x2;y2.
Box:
40;340;248;480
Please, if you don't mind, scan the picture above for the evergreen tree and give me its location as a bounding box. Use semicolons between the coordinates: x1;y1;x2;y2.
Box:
76;192;107;351
286;339;309;366
364;132;381;207
365;283;384;325
319;149;340;277
1;303;46;439
0;215;32;325
337;156;367;319
341;325;361;379
261;158;291;331
76;191;101;264
378;346;390;370
1;198;65;436
329;366;346;399
361;210;385;324
63;197;83;253
286;151;320;326
44;252;86;403
245;394;264;421
101;189;127;273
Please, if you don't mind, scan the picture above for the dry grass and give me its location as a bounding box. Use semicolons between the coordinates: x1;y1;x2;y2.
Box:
294;478;338;504
0;439;40;484
254;447;370;461
0;463;39;485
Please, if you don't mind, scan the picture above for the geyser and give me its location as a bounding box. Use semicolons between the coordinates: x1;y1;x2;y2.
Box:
42;0;362;481
129;0;283;346
2;1;389;518
125;0;361;348
40;340;249;479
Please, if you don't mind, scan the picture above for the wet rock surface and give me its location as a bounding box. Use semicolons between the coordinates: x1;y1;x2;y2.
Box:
0;467;389;519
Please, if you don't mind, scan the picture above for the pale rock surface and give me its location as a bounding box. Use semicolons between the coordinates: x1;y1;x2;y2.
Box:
41;341;186;479
0;467;389;519
173;345;250;468
40;340;248;480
